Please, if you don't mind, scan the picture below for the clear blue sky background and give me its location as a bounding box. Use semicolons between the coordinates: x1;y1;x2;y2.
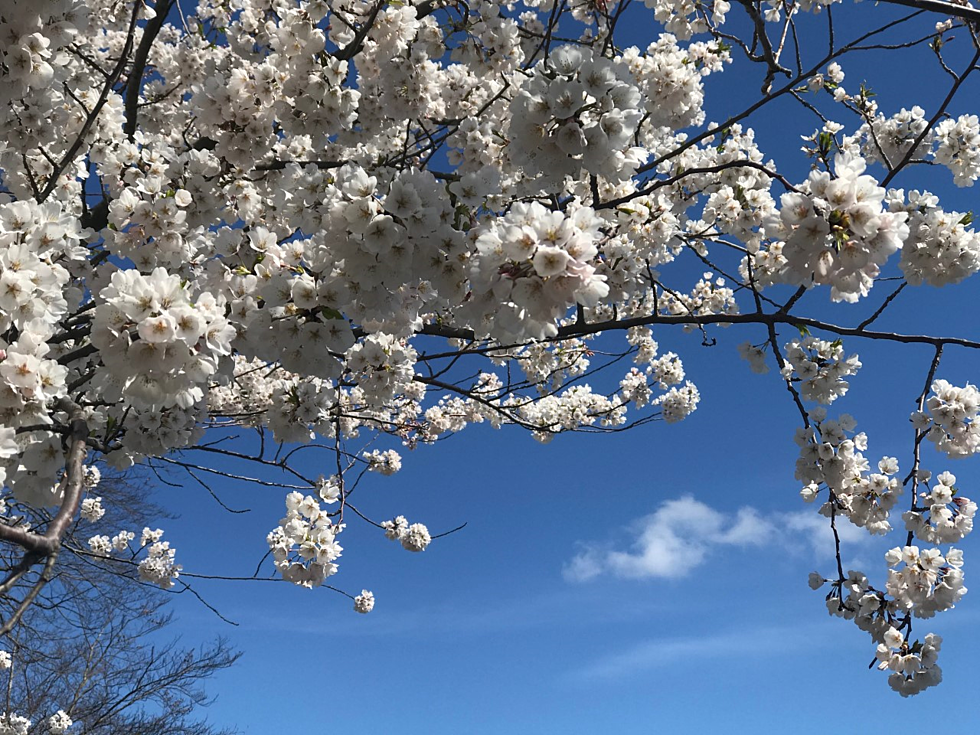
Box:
144;2;980;732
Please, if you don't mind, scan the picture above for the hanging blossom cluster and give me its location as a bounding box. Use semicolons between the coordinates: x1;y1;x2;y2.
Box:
2;0;980;707
797;410;901;534
800;396;976;694
875;630;944;698
813;541;965;697
266;491;344;589
903;470;977;545
914;380;980;458
781;336;861;405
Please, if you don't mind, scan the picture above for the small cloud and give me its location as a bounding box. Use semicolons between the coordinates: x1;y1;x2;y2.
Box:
563;496;776;582
564;497;876;583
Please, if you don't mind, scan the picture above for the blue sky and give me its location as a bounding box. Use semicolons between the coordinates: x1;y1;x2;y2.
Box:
141;1;980;732
160;336;980;732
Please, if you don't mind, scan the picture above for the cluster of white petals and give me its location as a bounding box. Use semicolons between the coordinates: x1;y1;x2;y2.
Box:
933;114;980;187
267;492;343;588
914;380;980;458
876;630;943;697
891;190;980;287
0;714;31;735
138;531;181;590
797;411;901;534
80;495;105;522
885;545;966;619
364;449;403;475
856;107;932;168
353;590;375;614
381;515;431;553
468;202;609;340
45;711;72;735
781;337;861;404
509;46;647;186
765;154;909;302
641;0;730;40
903;470;977;544
820;563;948;696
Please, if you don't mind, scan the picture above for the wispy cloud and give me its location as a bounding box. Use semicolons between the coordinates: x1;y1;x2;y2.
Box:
563;495;872;583
228;586;669;640
563;623;824;683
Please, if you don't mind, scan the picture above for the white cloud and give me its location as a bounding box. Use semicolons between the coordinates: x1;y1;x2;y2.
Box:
563;496;776;582
563;496;874;583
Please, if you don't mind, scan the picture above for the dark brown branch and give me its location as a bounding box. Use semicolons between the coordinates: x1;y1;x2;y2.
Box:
410;305;980;354
877;0;980;23
124;0;177;141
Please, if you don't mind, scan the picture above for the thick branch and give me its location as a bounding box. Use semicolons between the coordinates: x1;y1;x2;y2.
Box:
877;0;980;24
411;308;980;353
0;402;90;558
123;0;176;140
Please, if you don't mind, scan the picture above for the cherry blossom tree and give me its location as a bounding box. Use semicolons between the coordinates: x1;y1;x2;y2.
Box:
3;0;980;723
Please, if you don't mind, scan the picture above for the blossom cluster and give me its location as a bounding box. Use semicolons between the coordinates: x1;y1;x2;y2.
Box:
797;411;901;534
764;154;909;302
137;528;181;590
891;190;980;287
381;515;432;553
781;336;861;405
508;46;647;186
267;492;343;588
903;470;977;545
468;202;609;341
885;545;966;620
914;380;980;458
875;630;943;697
85;526;180;590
